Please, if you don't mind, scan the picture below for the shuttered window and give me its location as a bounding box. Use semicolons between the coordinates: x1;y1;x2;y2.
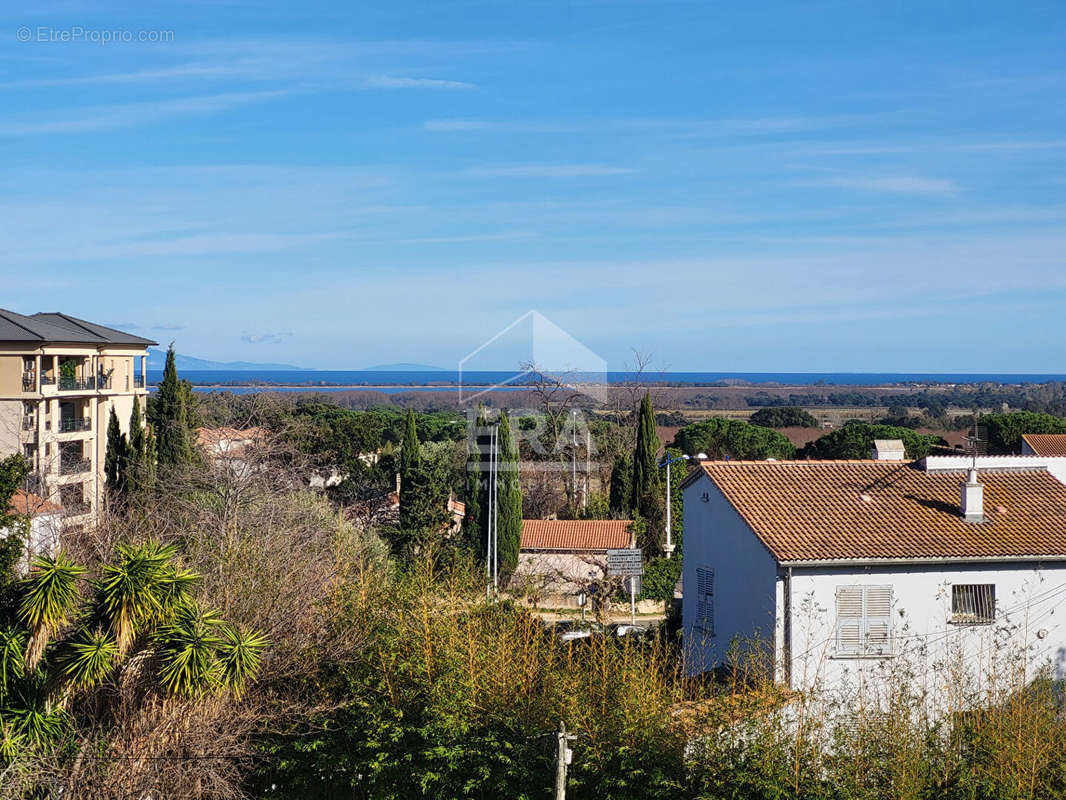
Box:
951;584;995;624
835;585;893;658
695;567;714;637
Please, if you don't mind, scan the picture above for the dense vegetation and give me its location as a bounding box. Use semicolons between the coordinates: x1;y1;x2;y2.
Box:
671;419;796;460
801;424;947;460
748;406;819;428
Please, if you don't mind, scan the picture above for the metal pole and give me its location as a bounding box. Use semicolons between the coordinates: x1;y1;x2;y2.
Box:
485;422;492;601
555;721;568;800
629;576;636;626
584;427;590;510
492;424;499;594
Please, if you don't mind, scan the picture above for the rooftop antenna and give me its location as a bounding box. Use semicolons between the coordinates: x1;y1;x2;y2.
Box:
963;412;988;471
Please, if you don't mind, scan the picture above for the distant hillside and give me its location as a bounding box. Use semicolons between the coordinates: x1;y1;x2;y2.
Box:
146;350;307;371
361;363;447;371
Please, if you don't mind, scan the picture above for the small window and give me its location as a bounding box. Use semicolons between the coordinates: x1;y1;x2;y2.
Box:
951;584;995;624
835;585;893;658
695;567;714;637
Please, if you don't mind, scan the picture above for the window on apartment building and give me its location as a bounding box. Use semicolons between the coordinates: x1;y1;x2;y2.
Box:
835;585;893;658
951;584;995;625
695;567;714;637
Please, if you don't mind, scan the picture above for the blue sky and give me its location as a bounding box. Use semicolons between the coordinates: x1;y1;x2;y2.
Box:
2;0;1065;372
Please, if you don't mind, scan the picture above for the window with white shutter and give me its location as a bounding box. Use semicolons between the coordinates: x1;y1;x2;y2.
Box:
835;585;893;658
695;567;714;637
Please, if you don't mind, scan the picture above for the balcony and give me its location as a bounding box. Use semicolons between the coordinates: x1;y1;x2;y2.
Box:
41;375;55;386
60;458;91;476
61;502;91;518
58;377;95;392
21;418;36;431
21;374;37;392
96;376;112;390
133;376;145;388
57;418;92;433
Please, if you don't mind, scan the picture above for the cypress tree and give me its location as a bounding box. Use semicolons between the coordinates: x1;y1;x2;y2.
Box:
496;411;523;574
631;391;660;519
398;409;422;533
464;406;487;554
153;346;192;468
104;407;128;496
127;395;147;491
608;452;633;516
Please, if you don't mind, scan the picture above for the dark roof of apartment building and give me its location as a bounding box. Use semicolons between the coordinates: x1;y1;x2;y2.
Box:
0;309;156;346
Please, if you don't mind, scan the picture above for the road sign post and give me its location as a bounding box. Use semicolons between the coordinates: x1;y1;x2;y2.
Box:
607;548;643;626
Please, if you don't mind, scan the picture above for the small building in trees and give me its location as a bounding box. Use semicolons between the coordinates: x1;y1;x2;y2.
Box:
682;458;1066;700
2;489;62;570
513;519;633;602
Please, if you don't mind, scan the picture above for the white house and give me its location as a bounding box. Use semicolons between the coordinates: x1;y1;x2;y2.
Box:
923;452;1066;487
682;455;1066;698
3;489;62;571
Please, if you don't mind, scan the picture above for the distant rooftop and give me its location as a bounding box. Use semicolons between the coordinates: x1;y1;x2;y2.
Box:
520;519;633;552
0;309;156;347
1022;434;1066;457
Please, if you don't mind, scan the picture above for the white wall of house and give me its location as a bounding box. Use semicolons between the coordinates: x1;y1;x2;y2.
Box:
513;551;606;597
1;510;61;572
682;472;778;677
923;455;1066;487
786;562;1066;699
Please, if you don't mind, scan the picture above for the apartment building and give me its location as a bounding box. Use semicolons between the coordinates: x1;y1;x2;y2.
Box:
0;309;155;530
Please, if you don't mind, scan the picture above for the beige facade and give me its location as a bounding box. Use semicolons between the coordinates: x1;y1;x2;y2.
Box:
0;314;154;531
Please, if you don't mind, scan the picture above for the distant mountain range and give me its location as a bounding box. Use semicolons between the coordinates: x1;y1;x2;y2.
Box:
146;352;448;372
146;350;307;371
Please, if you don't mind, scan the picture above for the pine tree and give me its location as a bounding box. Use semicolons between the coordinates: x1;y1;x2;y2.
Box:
104;407;128;497
630;391;660;520
496;411;523;574
152;346;192;468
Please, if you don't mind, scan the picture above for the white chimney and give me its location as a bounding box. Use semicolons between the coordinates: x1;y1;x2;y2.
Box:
960;469;984;523
871;439;906;461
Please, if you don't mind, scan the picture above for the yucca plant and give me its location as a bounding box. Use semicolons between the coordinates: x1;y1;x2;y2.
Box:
155;602;224;697
6;676;68;745
0;720;24;763
216;625;268;699
0;625;26;698
94;540;196;656
56;629;118;690
18;552;85;671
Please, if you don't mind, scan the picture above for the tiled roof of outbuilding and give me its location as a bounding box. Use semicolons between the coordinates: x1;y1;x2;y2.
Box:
520;519;632;552
1022;434;1066;457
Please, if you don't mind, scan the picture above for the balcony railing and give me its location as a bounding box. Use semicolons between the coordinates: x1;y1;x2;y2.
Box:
41;376;55;386
61;502;91;518
21;418;36;431
57;418;92;433
133;376;145;388
58;377;94;391
60;458;91;476
21;374;36;391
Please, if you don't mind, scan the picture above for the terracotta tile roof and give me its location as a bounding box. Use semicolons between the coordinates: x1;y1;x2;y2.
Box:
520;519;633;552
694;460;1066;562
196;426;265;447
1023;434;1066;457
9;490;61;516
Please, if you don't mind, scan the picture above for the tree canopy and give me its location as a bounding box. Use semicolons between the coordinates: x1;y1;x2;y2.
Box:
748;406;819;429
802;424;945;460
981;411;1066;454
673;418;795;460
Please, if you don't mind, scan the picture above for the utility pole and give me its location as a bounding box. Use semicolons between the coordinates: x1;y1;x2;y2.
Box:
491;423;499;595
554;721;575;800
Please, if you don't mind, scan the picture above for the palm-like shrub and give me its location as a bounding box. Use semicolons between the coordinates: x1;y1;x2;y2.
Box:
93;540;196;655
0;626;26;698
216;625;269;700
56;629;118;690
18;552;85;670
156;602;225;697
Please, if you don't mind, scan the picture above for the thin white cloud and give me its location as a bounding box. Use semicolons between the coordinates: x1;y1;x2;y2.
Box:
823;176;961;196
0;91;286;137
467;164;638;177
241;332;294;344
0;64;245;88
366;75;476;90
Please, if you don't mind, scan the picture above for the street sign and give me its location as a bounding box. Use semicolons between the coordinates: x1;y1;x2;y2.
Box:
607;548;643;577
